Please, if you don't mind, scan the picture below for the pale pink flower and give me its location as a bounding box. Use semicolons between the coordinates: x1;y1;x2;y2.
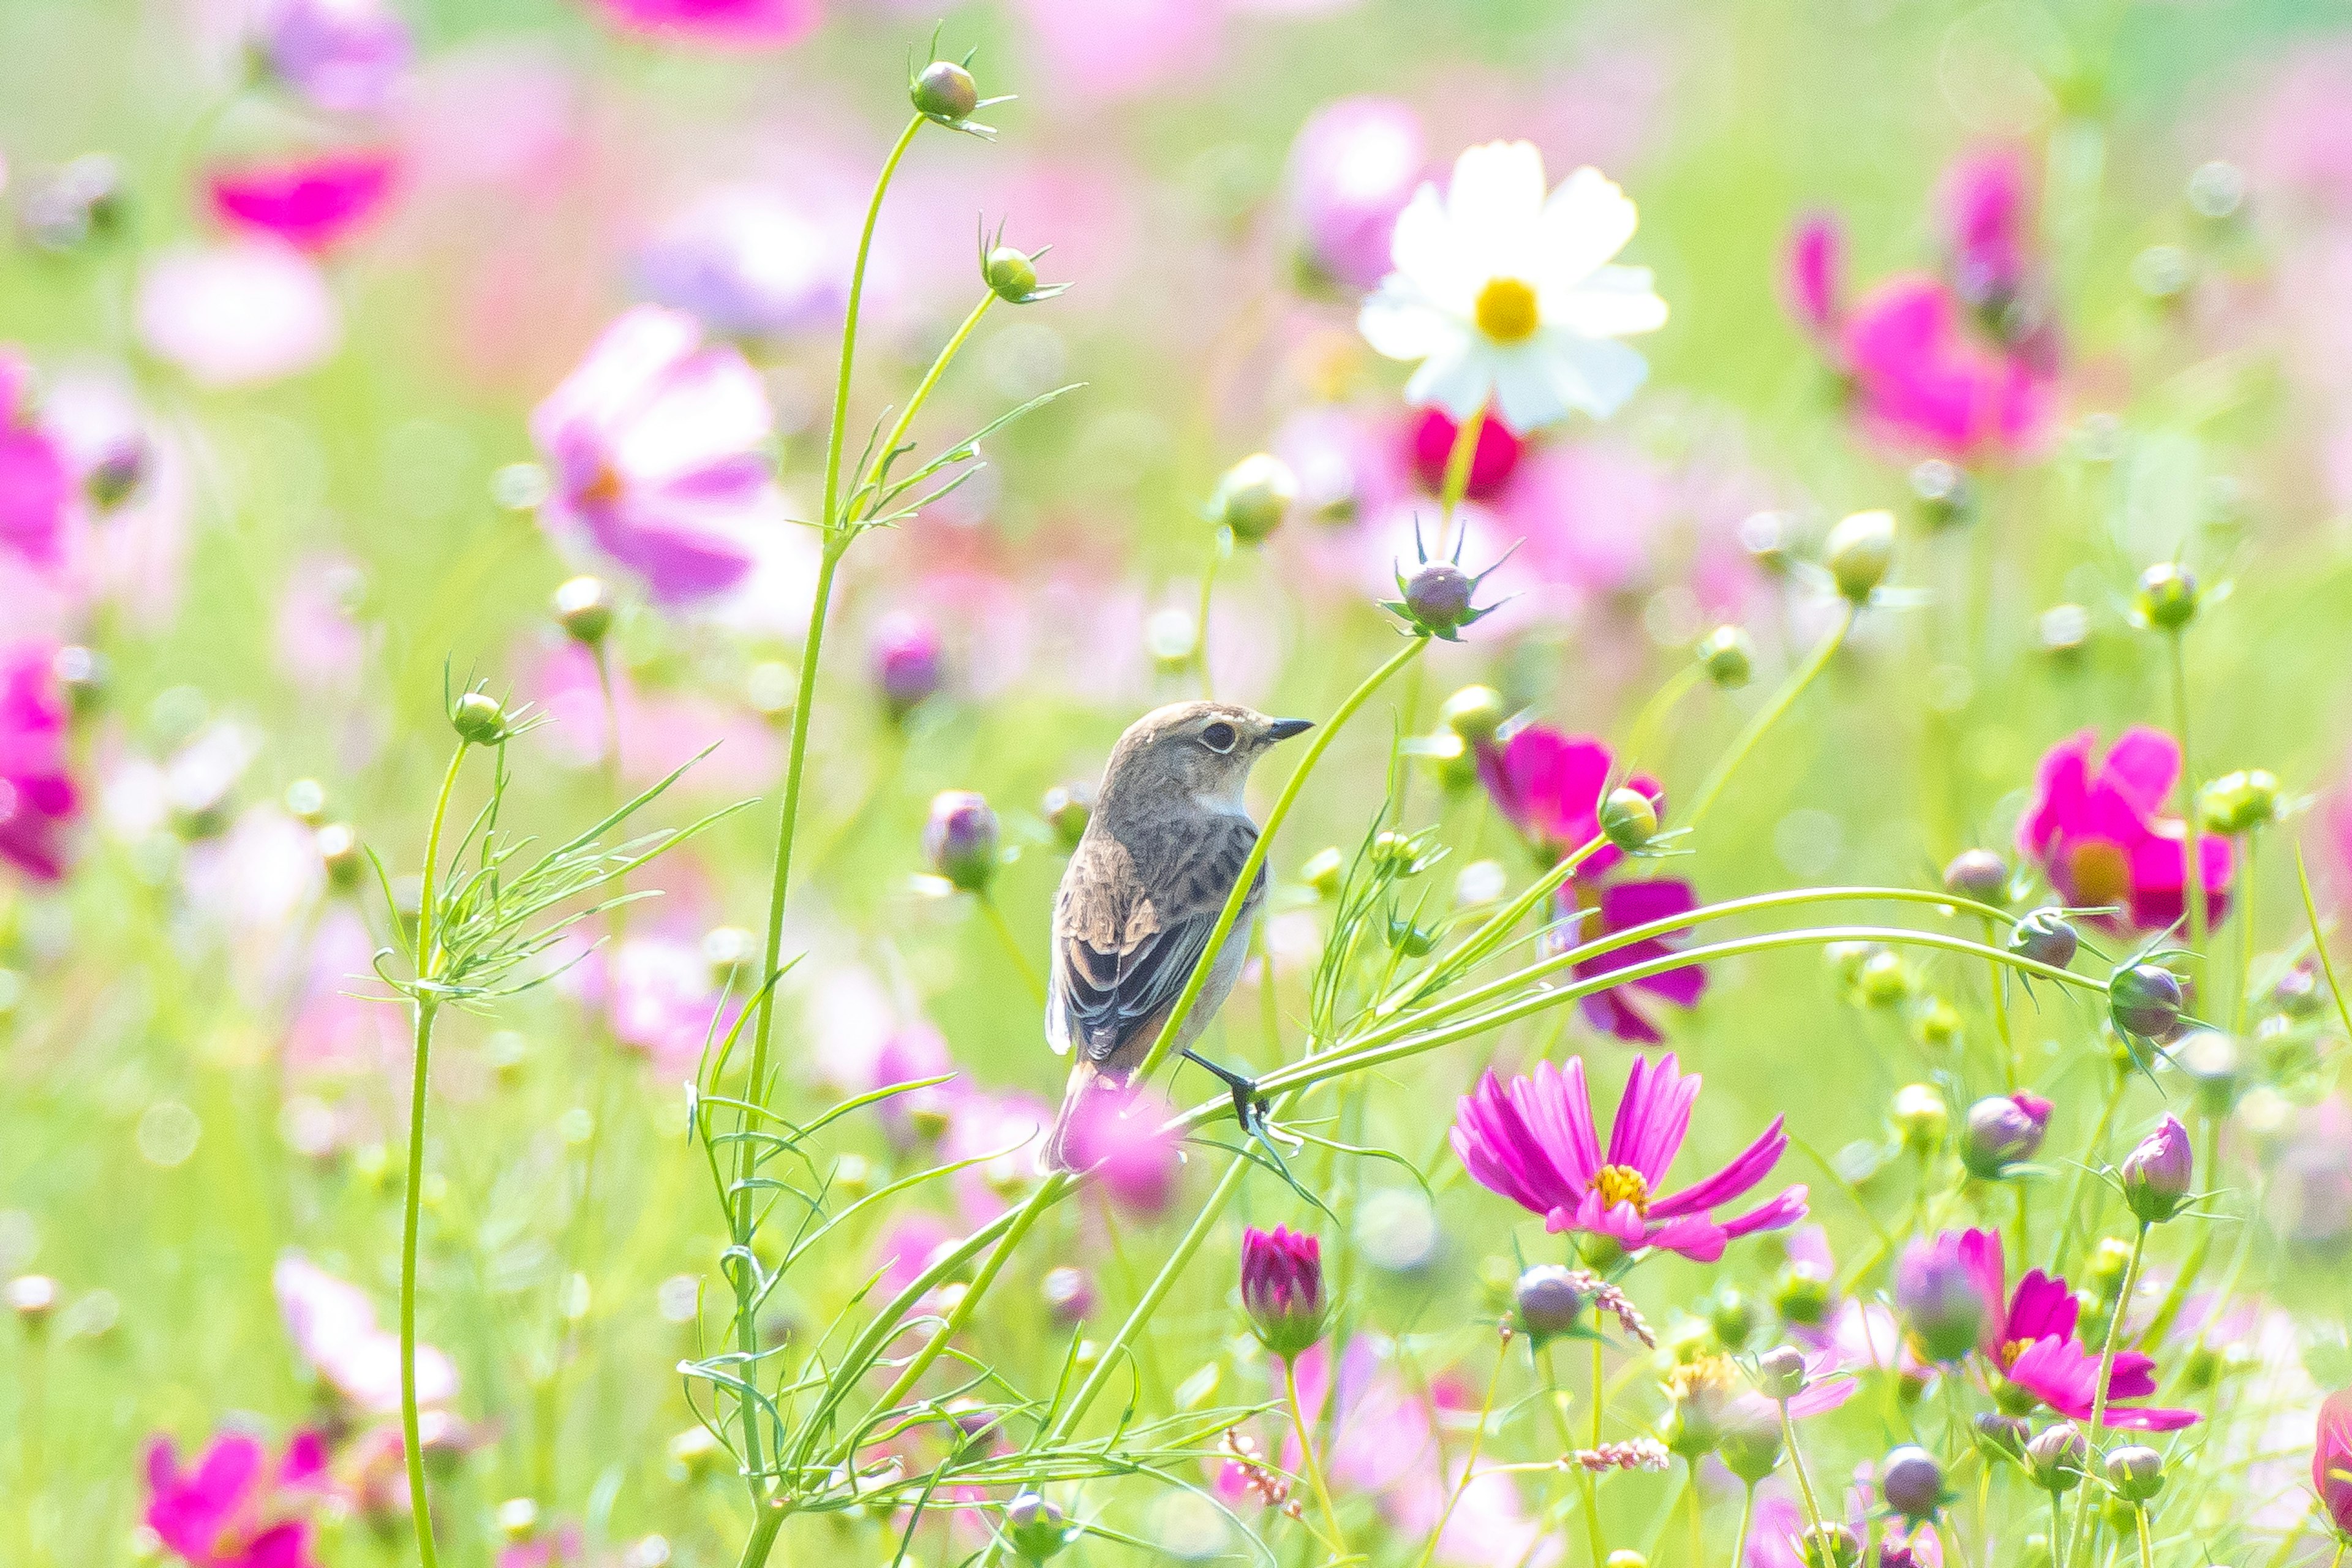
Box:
1057;1084;1181;1216
523;640;780;792
1287;97;1425;292
1011;0;1223;101
944;1087;1052;1224
530;306;779;606
276;1254;458;1415
0;350;71;570
589;0;820;48
255;0;412;115
601;935;737;1077
137;241;340;388
274;557;370;693
872;1210;962;1298
636;187;850;340
284;908;406;1079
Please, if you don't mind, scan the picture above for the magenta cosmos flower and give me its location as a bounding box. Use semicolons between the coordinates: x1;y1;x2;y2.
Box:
146;1427;328;1568
530;305;777;605
2018;726;2232;929
589;0;820;48
208;150;400;254
1452;1054;1806;1262
1240;1225;1327;1359
1912;1227;2197;1431
1477;725;1706;1040
0;642;78;881
0;349;72;568
2315;1390;2352;1536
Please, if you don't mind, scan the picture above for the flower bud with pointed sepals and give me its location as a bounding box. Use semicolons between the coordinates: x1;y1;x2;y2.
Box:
870;611;945;720
2136;562;2198;631
1709;1287;1756;1349
2008;908;2078;971
1439;684;1507;745
1514;1264;1588;1348
552;575;614;645
1974;1412;2029;1461
1240;1226;1327;1361
924;790;1000;893
451;691;510;745
1803;1522;1861;1568
1882;1446;1946;1525
1892;1084;1948;1154
1943;849;2010;906
1210;453;1296;544
2110;963;2185;1041
2106;1446;2165;1503
1825;510;1896;603
985;246;1045;304
1003;1491;1072;1562
1385;521;1512;641
912;61;979;124
1961;1094;2052;1180
2120;1114;2194;1224
2024;1424;2087;1493
1600;788;1657;852
1042;783;1093;851
1696;625;1754;689
1755;1344;1808;1400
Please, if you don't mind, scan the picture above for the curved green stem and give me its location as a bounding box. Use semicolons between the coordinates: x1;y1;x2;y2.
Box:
1196;526;1230;699
1435;404;1486;552
818;113;924;533
1285;1356;1349;1555
1687;601;1855;834
2065;1221;2149;1568
1781;1399;1827;1542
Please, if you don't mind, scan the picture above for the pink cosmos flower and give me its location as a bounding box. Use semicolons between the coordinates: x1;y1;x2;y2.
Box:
0;641;78;882
1942;1226;2198;1431
1058;1084;1181;1216
1451;1054;1806;1262
207;151;400;254
1408;406;1521;500
1939;148;2033;315
635;187;850;340
600;936;739;1077
1011;0;1223;102
0;350;71;568
1555;877;1709;1044
256;0;412;115
2316;1390;2352;1536
943;1087;1052;1225
2019;726;2233;929
872;1210;962;1298
276;1255;458;1415
145;1428;327;1568
1286;96;1426;292
1477;726;1647;870
589;0;820;48
1842;276;2054;456
137;241;340;388
1782;214;1843;342
283;909;406;1079
530;306;778;605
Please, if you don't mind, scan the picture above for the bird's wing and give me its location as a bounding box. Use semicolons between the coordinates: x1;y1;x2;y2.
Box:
1049;814;1262;1077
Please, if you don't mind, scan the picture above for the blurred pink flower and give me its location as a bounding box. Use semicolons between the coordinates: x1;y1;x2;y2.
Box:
524;641;781;792
0;641;78;882
16;365;192;628
1553;876;1709;1043
1012;0;1223;101
1939;148;2033;315
256;0;412;115
498;1524;584;1568
636;187;851;339
145;1427;327;1568
137;241;341;388
868;1018;956;1147
530;306;777;605
0;350;72;569
2019;726;2233;930
284;908;405;1079
944;1086;1051;1224
274;557;371;692
601;935;738;1077
276;1254;458;1415
1287;96;1425;292
1781;213;1842;341
207;150;400;253
1408;406;1521;500
589;0;820;48
1842;276;2054;458
1057;1084;1180;1216
872;1209;962;1297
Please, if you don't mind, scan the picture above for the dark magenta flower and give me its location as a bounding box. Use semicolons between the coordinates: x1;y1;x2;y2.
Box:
1477;726;1648;869
1240;1226;1327;1360
145;1428;327;1568
1938;148;2034;317
207;151;399;254
1782;213;1844;342
2315;1390;2352;1537
2018;726;2233;929
0;642;79;882
1953;1226;2198;1431
1408;406;1521;500
587;0;820;48
1450;1054;1806;1263
1550;876;1708;1044
0;350;71;569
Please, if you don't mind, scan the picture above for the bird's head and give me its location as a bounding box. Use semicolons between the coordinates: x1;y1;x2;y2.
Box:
1098;701;1313;819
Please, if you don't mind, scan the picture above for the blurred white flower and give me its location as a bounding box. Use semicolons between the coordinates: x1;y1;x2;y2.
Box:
1359;141;1665;433
136;240;339;388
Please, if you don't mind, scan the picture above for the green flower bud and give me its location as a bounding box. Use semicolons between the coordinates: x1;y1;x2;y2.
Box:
1300;846;1344;898
1825;510;1896;603
911;60;979;123
2200;768;2280;835
1909;458;1974;529
1974;1412;2029;1461
1708;1287;1756;1349
1695;625;1754;688
451;691;510;745
1717;1404;1785;1484
317;823;364;892
1910;997;1962;1051
2109;963;2185;1040
1599;787;1658;851
1210;453;1297;543
1892;1084;1949;1153
1606;1554;1649;1568
1004;1491;1072;1562
1042;783;1093;850
54;644;106;717
1439;684;1507;745
986;246;1041;304
1855;949;1910;1008
2136;562;2198;631
1755;1344;1809;1400
1803;1521;1862;1568
2105;1445;2165;1503
1774;1264;1832;1327
552;575;614;644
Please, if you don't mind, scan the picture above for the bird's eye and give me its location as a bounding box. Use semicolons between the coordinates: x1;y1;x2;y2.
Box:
1200;721;1238;753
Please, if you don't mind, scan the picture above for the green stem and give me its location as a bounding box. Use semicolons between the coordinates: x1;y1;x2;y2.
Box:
1781;1398;1828;1541
1409;1346;1509;1568
2295;842;2352;1049
1732;1485;1756;1568
978;891;1045;1005
819;114;925;533
2135;1506;2155;1568
862;290;997;517
1286;1355;1349;1555
2065;1222;2149;1568
1585;1326;1607;1568
2050;1068;2129;1277
2170;633;2207;960
1985;914;2020;1091
1686;601;1854;834
1436;403;1487;551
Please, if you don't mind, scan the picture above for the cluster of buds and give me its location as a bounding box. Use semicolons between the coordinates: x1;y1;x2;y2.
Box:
1565;1439;1672;1474
1221;1430;1305;1520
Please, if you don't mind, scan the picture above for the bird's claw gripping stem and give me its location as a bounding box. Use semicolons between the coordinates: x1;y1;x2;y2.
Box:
1182;1047;1268;1134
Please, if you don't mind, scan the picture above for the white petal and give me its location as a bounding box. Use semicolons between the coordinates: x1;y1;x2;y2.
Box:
1403;340;1497;422
1537;165;1640;286
1547;333;1651;420
1546;265;1668;337
1387;182;1472;308
1447;141;1548;260
1488;346;1572;433
1359;286;1468;363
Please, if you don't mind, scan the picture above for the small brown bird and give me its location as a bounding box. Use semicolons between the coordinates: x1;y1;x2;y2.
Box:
1038;700;1313;1174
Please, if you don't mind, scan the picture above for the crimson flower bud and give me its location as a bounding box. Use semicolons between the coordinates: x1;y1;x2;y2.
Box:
870;611;945;720
924;791;999;892
1239;1226;1327;1361
2119;1114;2193;1225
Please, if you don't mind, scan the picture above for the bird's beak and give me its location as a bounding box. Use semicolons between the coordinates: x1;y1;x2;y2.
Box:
1265;718;1314;741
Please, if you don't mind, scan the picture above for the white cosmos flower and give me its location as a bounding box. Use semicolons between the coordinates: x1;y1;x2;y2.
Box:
1358;141;1667;433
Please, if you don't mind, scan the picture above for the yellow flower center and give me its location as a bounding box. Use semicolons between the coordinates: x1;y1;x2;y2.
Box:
1594;1163;1652;1215
1474;277;1542;344
1999;1338;2031;1371
2067;839;2131;908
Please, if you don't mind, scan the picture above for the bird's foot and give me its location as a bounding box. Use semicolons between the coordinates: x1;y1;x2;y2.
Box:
1182;1047;1268;1135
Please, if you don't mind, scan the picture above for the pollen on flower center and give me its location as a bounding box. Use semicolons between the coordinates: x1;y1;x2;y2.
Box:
1594;1163;1651;1214
579;463;626;507
2066;839;2131;908
1474;277;1542;344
